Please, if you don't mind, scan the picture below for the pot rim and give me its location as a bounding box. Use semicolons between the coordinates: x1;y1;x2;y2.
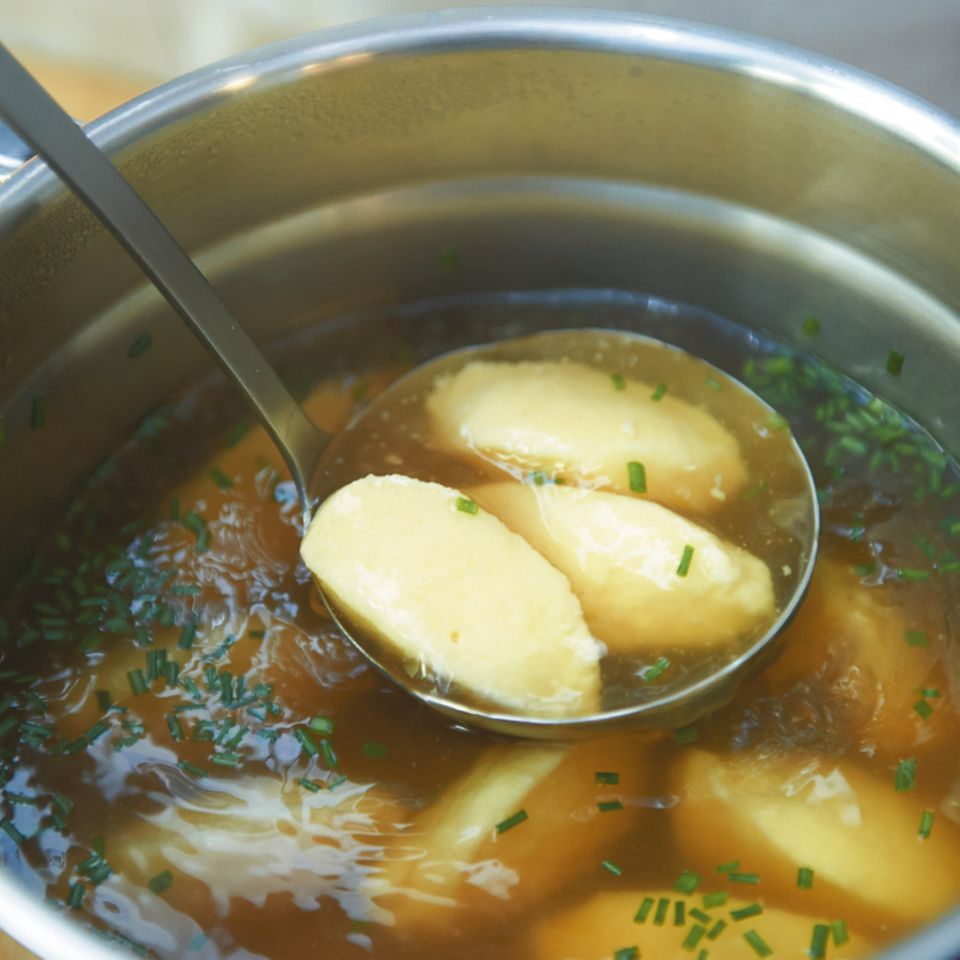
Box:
0;8;957;959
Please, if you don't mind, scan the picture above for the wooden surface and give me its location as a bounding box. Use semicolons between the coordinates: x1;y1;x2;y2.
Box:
1;54;146;960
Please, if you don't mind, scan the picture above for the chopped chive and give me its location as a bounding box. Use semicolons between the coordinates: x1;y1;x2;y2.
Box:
730;903;763;921
611;372;626;391
676;545;695;577
496;809;528;834
595;771;620;785
831;920;849;947
308;716;335;735
707;920;728;941
30;396;45;429
211;751;241;768
455;497;479;515
82;720;110;745
690;907;711;924
319;738;338;769
166;714;185;741
674;900;686;926
208;468;233;490
920;688;941;698
740;481;769;502
905;629;929;647
127;669;148;696
705;377;723;392
682;924;706;951
613;948;638;960
675;869;701;894
653;897;670;925
627;461;647;494
67;881;86;909
809;922;830;959
895;757;917;792
298;777;322;793
0;819;25;845
797;866;814;889
767;412;790;431
802;315;821;336
914;699;934;720
886;350;905;375
362;740;387;760
919;809;935;839
602;859;622;877
743;930;772;958
148;870;173;895
128;334;152;358
598;800;623;813
674;726;699;744
640;655;670;683
702;891;728;909
181;512;210;553
897;568;930;582
650;383;668;402
177;760;207;778
178;614;199;651
634;897;655;923
728;872;760;885
95;690;112;713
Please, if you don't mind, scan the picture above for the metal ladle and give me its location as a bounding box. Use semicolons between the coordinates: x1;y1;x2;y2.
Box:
0;43;819;738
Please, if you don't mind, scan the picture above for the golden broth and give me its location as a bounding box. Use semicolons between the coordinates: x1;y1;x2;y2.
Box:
0;301;957;960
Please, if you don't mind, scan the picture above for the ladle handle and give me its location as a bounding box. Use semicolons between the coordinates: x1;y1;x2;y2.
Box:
0;43;328;509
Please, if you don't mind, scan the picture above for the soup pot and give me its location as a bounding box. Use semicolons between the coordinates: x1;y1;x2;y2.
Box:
0;8;958;959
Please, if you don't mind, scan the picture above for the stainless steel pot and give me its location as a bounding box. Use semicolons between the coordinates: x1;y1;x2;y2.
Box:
0;9;958;959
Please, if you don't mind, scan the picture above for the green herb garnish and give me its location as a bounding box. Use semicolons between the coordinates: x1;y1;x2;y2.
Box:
640;656;670;683
743;930;772;958
675;869;701;894
601;858;622;876
309;716;335;735
127;669;148;696
914;699;934;720
728;872;760;885
702;891;728;909
809;923;830;959
496;809;528;834
128;334;152;358
148;870;173;895
802;315;821;336
653;897;670;926
455;497;479;515
67;881;86;909
650;383;668;402
634;897;655;923
831;920;849;947
707;920;728;941
919;809;935;839
886;350;905;375
627;461;647;494
676;545;695;577
674;900;685;926
595;771;620;785
730;903;763;921
895;757;917;792
797;866;814;889
613;948;638;960
208;468;233;491
362;740;387;760
905;629;929;646
598;800;623;813
705;377;723;392
674;727;698;745
611;372;626;391
680;927;705;953
299;777;322;793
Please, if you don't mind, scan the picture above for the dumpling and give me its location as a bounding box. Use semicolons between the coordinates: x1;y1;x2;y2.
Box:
300;475;602;718
426;360;747;513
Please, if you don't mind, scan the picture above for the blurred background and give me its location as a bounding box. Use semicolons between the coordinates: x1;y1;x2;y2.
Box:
1;0;959;124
